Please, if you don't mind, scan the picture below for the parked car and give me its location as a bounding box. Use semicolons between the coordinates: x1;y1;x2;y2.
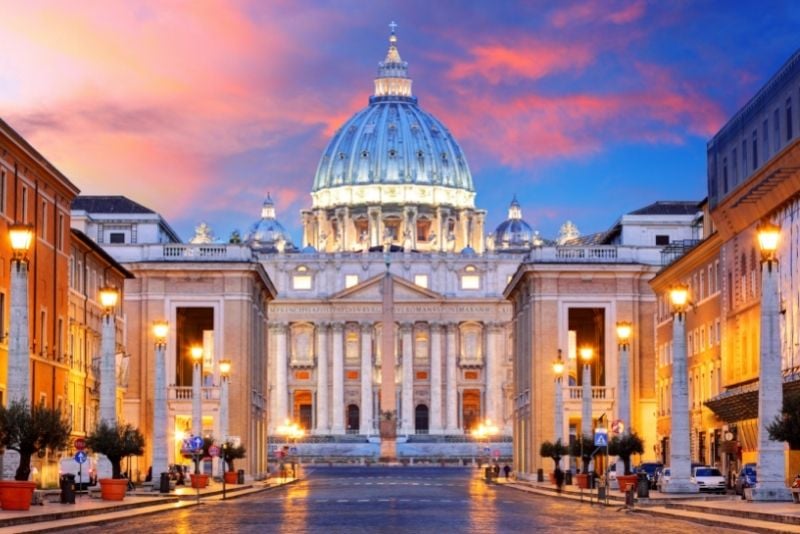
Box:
691;466;726;493
735;464;757;495
634;462;663;489
657;467;670;492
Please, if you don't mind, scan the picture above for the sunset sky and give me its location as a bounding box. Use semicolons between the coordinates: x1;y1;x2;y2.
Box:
1;1;798;243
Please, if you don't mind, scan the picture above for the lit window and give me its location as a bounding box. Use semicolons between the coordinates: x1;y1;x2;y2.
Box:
461;275;480;290
293;275;312;290
465;265;476;272
414;274;428;288
297;265;308;272
345;275;359;288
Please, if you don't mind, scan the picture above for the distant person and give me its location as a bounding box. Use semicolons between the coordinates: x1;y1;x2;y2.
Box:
503;465;511;479
554;466;565;493
493;464;500;478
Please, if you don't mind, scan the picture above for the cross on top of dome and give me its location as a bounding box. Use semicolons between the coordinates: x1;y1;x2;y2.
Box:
375;22;412;100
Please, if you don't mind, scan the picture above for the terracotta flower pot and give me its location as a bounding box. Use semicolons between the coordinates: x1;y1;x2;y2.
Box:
0;480;36;511
549;472;556;484
190;473;209;489
224;471;238;484
617;475;639;493
575;473;590;489
99;478;128;501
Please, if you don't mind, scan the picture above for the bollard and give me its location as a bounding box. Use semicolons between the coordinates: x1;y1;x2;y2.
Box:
636;472;650;498
159;472;170;493
237;469;245;484
536;468;544;482
626;485;635;507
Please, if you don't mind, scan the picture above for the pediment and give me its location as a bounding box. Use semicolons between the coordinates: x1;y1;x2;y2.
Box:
329;274;443;302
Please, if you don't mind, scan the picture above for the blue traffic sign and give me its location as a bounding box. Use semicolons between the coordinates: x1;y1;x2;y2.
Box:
74;451;87;464
190;435;204;450
594;429;608;447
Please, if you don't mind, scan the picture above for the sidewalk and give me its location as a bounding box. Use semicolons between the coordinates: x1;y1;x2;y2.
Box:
497;477;800;533
0;476;299;533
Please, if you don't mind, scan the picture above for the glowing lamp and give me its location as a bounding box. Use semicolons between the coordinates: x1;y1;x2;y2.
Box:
757;221;780;262
669;283;690;313
98;286;119;312
190;345;204;363
153;321;169;343
552;359;565;375
579;346;593;363
219;358;232;377
616;322;632;342
9;223;33;259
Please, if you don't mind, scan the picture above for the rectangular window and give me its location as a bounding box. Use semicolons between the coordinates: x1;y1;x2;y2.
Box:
292;275;312;290
763;119;769;161
415;371;428;380
345;274;359;288
461;275;480;290
40;309;47;356
699;271;705;300
57;214;64;251
732;148;738;183
787;97;793;141
655;234;670;246
0;169;5;214
775;108;781;152
752;130;758;169
345;370;359;380
21;187;28;224
742;139;747;175
40;200;46;238
414;274;429;288
109;232;125;244
722;158;728;193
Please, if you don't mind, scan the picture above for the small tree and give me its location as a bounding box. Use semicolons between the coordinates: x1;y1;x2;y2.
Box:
568;434;595;474
768;394;800;480
0;399;71;481
539;439;568;470
608;432;645;475
86;422;145;479
223;442;247;472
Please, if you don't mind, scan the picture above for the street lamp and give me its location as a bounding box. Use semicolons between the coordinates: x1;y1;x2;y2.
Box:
8;223;33;404
615;322;632;478
191;345;204;440
474;419;498;467
552;350;565;446
751;222;791;500
218;358;232;478
579;346;593;439
98;286;119;425
662;283;698;493
152;320;169;490
277;420;305;479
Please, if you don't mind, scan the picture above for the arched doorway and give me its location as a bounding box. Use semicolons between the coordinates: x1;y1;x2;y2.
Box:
462;389;481;431
293;390;313;430
415;404;429;434
347;404;360;433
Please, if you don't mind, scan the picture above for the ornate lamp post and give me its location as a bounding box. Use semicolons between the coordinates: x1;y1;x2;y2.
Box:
663;283;698;493
552;350;565;446
751;222;791;500
474;419;498;468
191;345;204;438
98;286;119;425
152;321;169;487
615;322;632;478
218;358;232;478
8;223;33;405
579;346;594;439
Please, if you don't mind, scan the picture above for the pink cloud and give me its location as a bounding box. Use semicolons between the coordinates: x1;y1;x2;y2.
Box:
550;0;647;28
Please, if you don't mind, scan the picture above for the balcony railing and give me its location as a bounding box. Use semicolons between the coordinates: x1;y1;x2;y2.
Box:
566;386;615;400
527;246;662;265
168;386;220;401
98;243;255;262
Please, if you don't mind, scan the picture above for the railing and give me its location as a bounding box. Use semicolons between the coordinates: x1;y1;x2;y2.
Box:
527;246;662;265
566;386;615;400
168;386;220;401
99;243;255;262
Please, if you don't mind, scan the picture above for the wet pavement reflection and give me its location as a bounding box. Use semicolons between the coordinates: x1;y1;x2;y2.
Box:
75;466;746;533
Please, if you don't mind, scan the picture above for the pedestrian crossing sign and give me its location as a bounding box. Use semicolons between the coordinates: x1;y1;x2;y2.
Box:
594;429;608;447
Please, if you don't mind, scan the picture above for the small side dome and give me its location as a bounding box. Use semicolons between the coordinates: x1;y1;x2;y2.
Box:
494;196;534;251
245;194;295;252
301;245;317;254
460;245;476;256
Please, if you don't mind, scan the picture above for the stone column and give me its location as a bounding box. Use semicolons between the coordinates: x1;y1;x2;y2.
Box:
8;259;30;404
316;323;329;434
192;358;202;436
368;207;381;248
485;323;502;425
273;322;289;426
445;323;458;432
663;312;698;493
752;255;792;500
360;322;373;435
616;339;630;478
100;313;117;426
331;323;345;434
218;372;229;477
429;323;443;434
152;341;168;480
400;323;414;434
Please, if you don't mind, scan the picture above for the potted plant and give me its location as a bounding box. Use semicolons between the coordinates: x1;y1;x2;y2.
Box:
222;441;246;484
768;394;800;485
188;437;214;488
608;432;644;492
568;434;594;489
85;421;145;501
539;440;568;484
0;399;71;510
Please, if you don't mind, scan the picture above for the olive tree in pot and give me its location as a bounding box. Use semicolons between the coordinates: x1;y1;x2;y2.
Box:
0;399;71;510
86;421;145;501
223;441;247;484
539;440;568;484
608;432;644;492
568;434;595;489
767;394;800;485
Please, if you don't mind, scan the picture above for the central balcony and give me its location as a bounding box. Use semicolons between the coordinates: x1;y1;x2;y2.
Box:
563;386;616;415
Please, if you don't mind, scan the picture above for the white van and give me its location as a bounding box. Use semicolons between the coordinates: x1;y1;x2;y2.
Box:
59;456;97;490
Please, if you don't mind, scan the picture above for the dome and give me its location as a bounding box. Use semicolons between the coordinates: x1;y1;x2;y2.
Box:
311;26;475;211
494;197;534;251
246;194;294;252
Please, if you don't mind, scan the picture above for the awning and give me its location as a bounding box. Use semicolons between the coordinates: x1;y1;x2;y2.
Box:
705;370;800;423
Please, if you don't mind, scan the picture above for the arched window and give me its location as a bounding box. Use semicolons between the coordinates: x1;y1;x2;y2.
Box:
347;404;360;433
